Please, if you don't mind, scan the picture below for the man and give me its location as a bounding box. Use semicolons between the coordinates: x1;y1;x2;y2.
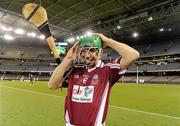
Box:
29;74;34;85
48;33;139;126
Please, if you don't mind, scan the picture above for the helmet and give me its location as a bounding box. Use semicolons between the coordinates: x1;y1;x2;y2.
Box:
73;35;103;68
79;35;102;50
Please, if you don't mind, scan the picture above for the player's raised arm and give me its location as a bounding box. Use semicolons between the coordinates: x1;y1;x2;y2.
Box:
93;33;140;69
48;42;79;89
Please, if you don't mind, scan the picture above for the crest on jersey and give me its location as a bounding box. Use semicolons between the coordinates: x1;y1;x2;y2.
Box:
91;74;99;85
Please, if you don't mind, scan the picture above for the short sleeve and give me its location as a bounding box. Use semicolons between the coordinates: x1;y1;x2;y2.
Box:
106;57;127;86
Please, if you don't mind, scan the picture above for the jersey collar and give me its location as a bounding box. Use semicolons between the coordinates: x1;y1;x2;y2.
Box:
88;60;102;72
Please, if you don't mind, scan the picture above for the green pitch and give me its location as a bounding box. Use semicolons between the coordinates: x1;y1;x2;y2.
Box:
0;81;180;126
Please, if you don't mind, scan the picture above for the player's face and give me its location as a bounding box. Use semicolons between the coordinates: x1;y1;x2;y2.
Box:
80;48;99;68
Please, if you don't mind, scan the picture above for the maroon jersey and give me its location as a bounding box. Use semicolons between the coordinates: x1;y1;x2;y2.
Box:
65;58;126;126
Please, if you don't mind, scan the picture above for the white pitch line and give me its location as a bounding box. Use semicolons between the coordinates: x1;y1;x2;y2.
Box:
1;85;180;120
0;85;65;99
110;105;180;120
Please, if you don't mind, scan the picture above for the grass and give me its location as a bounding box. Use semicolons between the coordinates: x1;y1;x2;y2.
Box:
0;81;180;126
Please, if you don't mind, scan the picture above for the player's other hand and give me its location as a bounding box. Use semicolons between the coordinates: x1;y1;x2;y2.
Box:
65;42;79;61
92;33;109;48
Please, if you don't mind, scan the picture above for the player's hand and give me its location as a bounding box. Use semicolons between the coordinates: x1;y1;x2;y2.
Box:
65;42;79;61
92;33;109;48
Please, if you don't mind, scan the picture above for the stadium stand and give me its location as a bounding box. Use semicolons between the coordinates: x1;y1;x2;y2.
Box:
100;38;180;83
0;38;180;83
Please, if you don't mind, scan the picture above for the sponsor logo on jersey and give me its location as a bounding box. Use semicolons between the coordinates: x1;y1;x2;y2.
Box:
91;74;99;85
72;85;94;103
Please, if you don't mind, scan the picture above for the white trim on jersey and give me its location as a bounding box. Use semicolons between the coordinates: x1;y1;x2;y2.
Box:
100;62;104;68
115;58;119;63
97;60;102;67
87;60;122;72
104;63;120;69
88;60;102;72
65;110;75;126
88;67;96;72
110;66;120;69
119;69;127;75
66;123;75;126
104;62;120;65
95;81;110;126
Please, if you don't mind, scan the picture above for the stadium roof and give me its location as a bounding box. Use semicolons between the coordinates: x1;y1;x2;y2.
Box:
0;0;179;42
0;0;180;59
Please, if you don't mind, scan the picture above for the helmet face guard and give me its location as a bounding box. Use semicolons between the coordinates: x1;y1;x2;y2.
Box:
73;35;103;68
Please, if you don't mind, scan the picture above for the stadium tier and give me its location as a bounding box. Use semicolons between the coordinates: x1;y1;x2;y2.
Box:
1;38;180;83
0;0;179;84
